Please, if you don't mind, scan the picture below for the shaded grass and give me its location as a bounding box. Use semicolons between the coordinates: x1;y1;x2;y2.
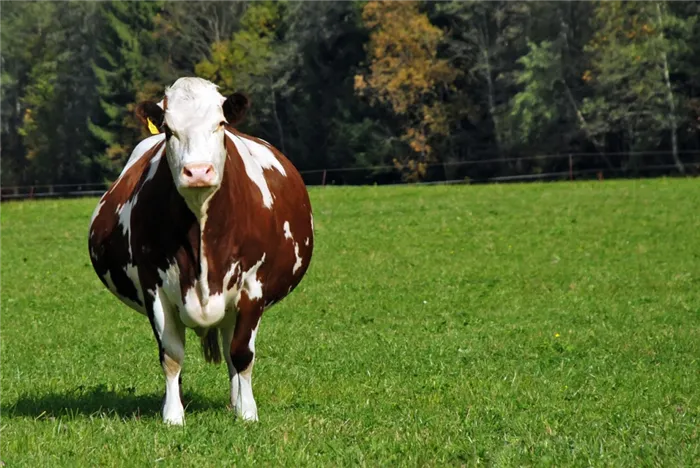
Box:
1;179;699;466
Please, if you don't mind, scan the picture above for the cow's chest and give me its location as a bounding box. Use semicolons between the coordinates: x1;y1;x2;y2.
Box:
147;250;266;329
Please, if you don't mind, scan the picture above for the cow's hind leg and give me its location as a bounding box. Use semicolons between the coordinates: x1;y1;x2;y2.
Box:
149;290;186;425
222;293;263;421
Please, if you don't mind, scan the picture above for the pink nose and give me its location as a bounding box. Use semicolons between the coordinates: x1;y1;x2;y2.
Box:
181;163;216;187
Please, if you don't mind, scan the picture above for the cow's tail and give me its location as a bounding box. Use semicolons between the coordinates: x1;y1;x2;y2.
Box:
200;328;222;364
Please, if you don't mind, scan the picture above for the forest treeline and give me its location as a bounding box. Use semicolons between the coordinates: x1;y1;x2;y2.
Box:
2;1;699;186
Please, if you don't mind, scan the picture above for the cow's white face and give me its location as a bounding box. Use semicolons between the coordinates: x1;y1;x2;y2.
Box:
136;78;250;215
163;79;228;206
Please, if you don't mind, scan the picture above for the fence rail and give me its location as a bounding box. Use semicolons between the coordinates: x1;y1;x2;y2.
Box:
2;152;699;201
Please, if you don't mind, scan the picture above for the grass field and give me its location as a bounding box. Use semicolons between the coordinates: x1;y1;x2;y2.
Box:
1;179;699;466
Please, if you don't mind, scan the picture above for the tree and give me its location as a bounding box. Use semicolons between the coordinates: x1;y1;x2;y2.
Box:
154;2;247;76
581;1;695;173
505;3;601;153
1;2;57;185
434;1;533;163
195;1;284;148
6;3;103;185
89;1;165;178
355;1;458;181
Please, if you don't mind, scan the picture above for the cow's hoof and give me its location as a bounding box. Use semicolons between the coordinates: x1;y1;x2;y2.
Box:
239;410;259;422
163;415;185;426
163;407;185;426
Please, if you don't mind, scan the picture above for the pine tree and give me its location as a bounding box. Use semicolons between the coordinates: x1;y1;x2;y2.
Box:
89;1;164;178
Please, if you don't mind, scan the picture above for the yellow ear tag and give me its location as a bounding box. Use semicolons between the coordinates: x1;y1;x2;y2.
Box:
147;118;160;135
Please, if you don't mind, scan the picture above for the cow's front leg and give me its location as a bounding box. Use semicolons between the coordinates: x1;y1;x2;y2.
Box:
222;293;263;421
148;290;186;425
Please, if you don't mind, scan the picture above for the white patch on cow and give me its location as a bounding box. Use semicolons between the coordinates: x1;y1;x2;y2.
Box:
117;195;137;259
90;200;106;227
179;286;225;329
157;262;182;302
225;130;285;209
283;220;303;274
223;262;241;303
304;237;309;246
245;258;265;301
122;133;165;174
103;271;117;296
235;255;266;306
144;147;164;183
123;263;144;307
292;243;303;274
310;214;314;232
197;196;213;304
151;288;185;425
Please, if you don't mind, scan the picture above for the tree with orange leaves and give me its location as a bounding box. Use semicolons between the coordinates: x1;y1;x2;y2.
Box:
354;1;458;181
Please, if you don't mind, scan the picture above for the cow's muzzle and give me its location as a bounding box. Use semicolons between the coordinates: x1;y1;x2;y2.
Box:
181;163;217;188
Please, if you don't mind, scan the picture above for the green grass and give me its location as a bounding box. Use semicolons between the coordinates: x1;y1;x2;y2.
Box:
1;179;699;466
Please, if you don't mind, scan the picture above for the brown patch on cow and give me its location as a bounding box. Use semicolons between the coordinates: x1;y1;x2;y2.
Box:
229;290;263;373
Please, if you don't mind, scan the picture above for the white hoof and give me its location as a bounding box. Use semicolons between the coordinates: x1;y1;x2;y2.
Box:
163;413;185;426
231;375;258;422
237;407;259;422
162;402;185;426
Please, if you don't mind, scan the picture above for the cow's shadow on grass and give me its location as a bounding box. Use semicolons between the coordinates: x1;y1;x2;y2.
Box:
2;384;225;420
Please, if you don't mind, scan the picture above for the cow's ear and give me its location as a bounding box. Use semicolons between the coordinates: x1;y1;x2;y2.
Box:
222;92;250;126
135;101;164;135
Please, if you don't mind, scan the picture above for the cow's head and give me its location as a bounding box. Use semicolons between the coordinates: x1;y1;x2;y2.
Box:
135;78;249;211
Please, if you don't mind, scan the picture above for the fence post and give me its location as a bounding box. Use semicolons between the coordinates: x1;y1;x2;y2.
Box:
321;169;327;187
569;154;573;181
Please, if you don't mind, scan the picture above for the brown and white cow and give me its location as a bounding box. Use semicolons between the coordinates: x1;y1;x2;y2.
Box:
88;77;314;425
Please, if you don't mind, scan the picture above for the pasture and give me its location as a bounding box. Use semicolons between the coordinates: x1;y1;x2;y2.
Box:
1;180;699;466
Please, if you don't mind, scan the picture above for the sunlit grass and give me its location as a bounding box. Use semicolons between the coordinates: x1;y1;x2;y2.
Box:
2;179;699;466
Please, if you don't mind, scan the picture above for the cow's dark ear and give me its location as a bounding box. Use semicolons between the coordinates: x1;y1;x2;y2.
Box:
223;92;250;126
135;101;164;135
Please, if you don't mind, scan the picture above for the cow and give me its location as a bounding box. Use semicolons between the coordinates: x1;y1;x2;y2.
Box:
88;77;314;425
